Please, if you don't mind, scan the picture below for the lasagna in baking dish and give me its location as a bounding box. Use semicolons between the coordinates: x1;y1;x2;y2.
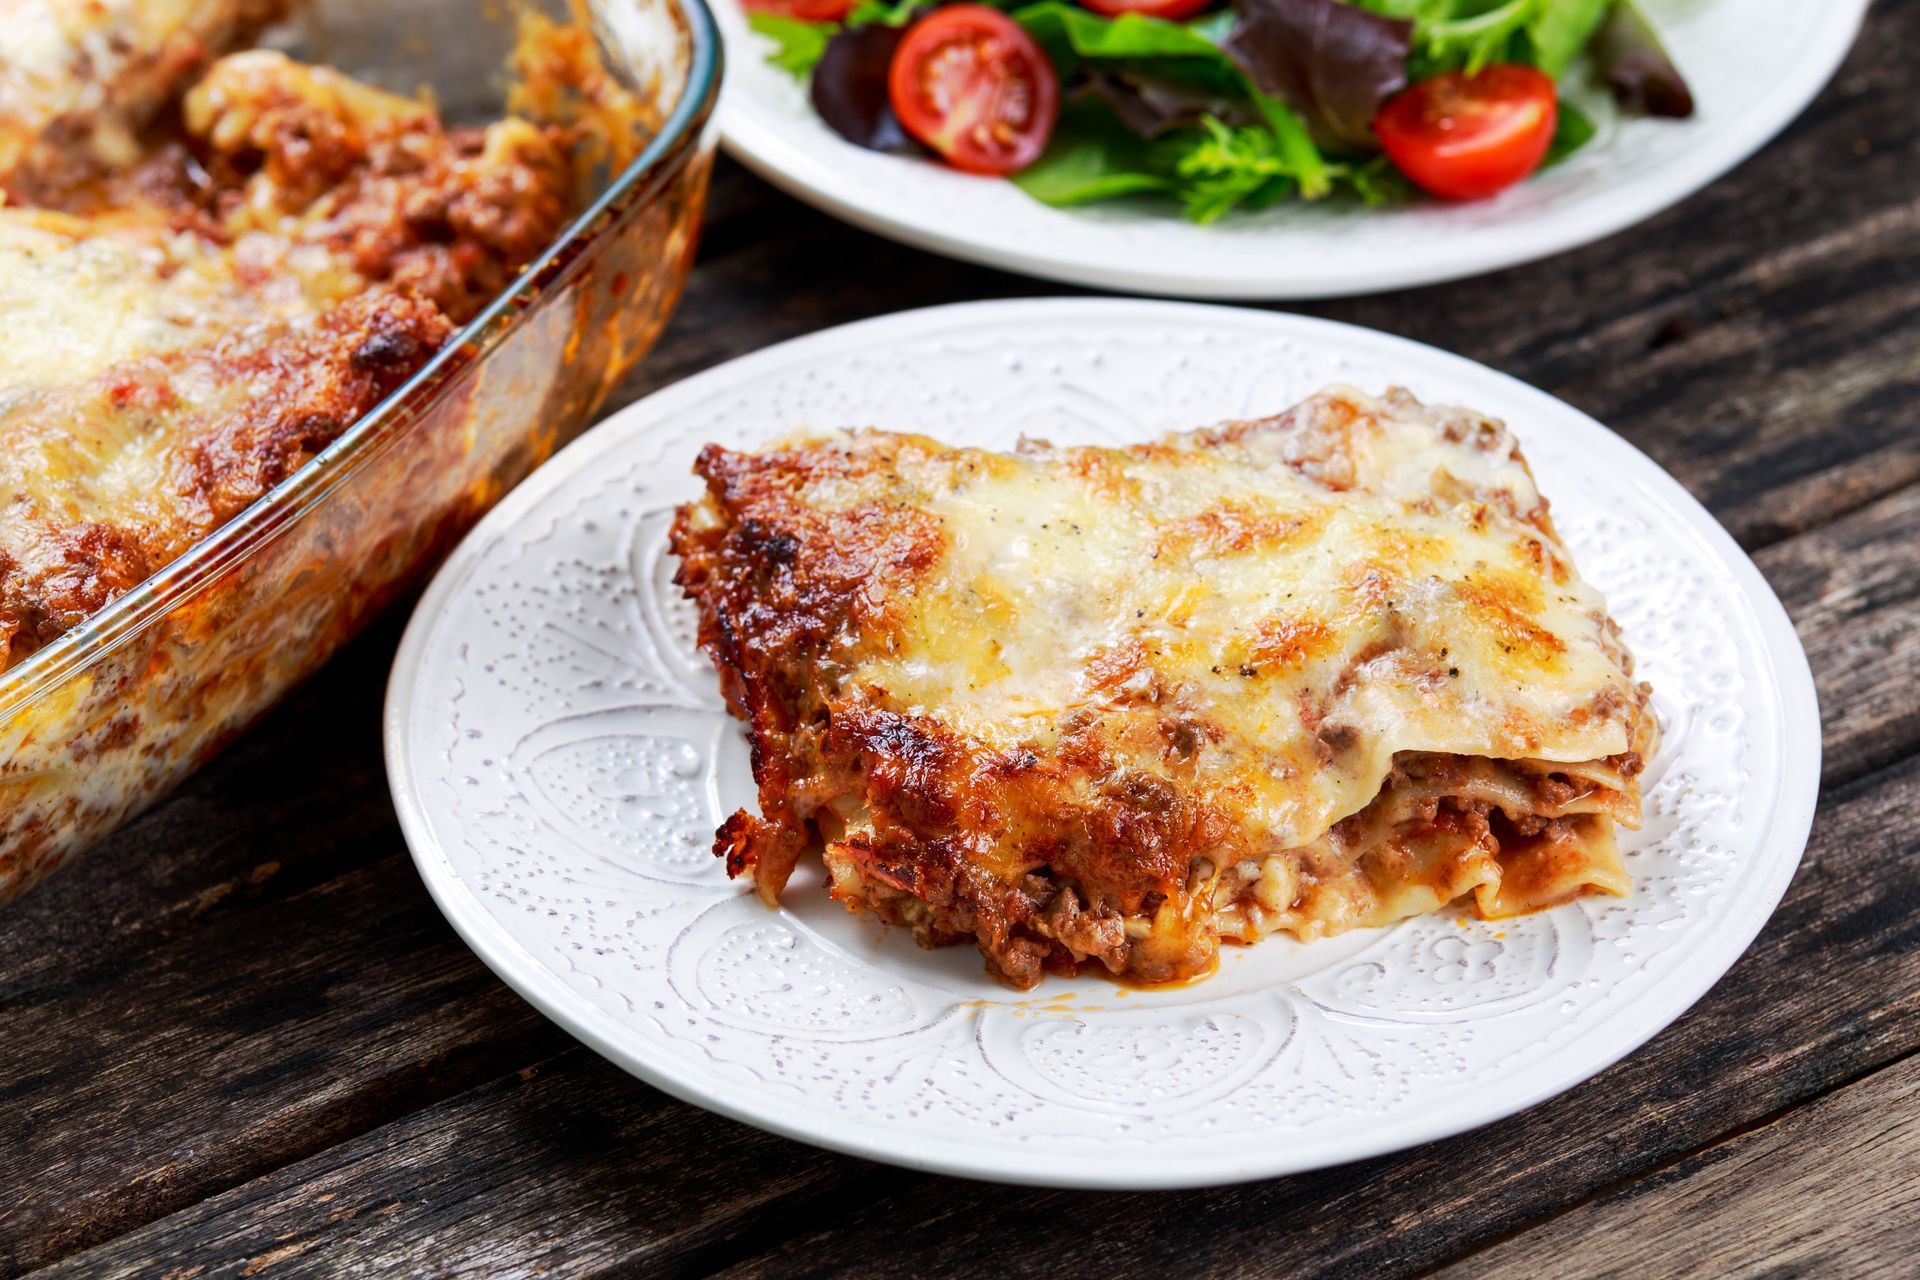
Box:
0;1;636;671
671;387;1656;989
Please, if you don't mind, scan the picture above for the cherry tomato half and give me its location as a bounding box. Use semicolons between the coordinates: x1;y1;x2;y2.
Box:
887;5;1060;175
742;0;856;22
1075;0;1214;20
1373;64;1558;201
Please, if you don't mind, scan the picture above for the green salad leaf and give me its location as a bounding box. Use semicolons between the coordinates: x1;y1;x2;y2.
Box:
1246;90;1333;199
749;11;836;81
1008;3;1334;214
1341;153;1414;205
1349;0;1608;78
1009;98;1180;206
1014;96;1345;222
1424;0;1538;74
1542;96;1596;165
845;0;922;25
1524;0;1612;78
754;0;1645;219
1174;116;1304;222
1222;0;1412;151
1012;3;1250;97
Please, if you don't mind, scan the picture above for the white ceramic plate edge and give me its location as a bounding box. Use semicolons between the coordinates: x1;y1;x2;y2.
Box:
386;299;1821;1187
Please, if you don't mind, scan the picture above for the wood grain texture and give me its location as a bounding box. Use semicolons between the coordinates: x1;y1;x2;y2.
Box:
1436;1051;1920;1280
1754;484;1920;788
26;1050;878;1280
0;618;569;1274
2;613;410;1004
1;2;1917;1275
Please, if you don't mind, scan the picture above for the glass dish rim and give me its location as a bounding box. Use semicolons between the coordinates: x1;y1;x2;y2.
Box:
0;0;723;720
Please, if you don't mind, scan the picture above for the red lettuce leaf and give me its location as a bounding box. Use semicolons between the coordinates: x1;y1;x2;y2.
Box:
811;22;919;154
1222;0;1412;151
1592;0;1694;119
1086;70;1258;140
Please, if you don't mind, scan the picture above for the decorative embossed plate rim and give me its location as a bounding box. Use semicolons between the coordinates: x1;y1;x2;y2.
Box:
711;0;1867;299
386;300;1819;1188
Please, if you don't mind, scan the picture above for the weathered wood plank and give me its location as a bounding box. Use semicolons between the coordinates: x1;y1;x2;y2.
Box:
0;619;571;1273
0;613;409;1004
0;850;571;1274
616;207;1037;408
695;754;1920;1280
698;159;783;239
25;1049;879;1280
1434;1052;1920;1280
20;752;1918;1280
1755;483;1920;788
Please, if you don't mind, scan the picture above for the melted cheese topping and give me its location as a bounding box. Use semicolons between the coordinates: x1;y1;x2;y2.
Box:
783;387;1636;852
0;17;609;672
676;386;1654;986
0;212;356;405
0;0;285;175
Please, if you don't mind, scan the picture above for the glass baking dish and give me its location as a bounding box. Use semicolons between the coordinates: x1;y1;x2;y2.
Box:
0;0;720;900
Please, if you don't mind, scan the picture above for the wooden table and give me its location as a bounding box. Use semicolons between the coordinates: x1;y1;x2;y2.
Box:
5;4;1917;1273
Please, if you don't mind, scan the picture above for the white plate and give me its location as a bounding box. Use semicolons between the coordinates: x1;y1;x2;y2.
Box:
714;0;1867;298
386;299;1819;1188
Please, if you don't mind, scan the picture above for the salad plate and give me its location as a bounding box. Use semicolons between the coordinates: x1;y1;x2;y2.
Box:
387;299;1818;1188
713;0;1867;298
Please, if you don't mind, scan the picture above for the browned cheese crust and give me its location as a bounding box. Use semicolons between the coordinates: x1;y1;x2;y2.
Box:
0;11;631;673
671;392;1655;990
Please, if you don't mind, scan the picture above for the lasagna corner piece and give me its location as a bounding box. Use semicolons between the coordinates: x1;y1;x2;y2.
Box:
0;5;650;673
670;388;1657;989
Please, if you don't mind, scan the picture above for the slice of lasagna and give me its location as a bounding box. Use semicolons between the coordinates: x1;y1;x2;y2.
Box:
670;387;1656;989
